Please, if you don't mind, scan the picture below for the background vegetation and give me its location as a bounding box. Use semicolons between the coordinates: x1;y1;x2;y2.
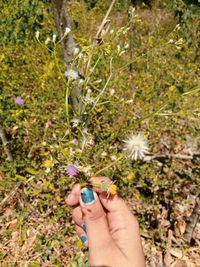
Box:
0;0;200;266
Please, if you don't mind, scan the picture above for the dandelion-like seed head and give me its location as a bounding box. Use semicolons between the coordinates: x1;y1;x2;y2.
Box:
65;69;79;81
123;133;149;160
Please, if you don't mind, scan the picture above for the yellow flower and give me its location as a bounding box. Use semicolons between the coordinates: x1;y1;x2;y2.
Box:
100;181;117;196
169;85;175;91
44;160;53;168
109;184;117;195
127;172;134;180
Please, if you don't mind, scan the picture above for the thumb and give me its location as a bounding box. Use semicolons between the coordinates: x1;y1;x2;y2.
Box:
79;187;119;263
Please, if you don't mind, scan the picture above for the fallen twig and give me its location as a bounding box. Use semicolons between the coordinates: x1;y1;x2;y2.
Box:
144;152;200;162
94;0;116;46
164;229;173;267
183;194;200;244
0;127;13;162
0;177;34;207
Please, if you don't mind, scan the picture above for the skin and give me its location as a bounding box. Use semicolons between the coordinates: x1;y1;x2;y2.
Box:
66;177;146;267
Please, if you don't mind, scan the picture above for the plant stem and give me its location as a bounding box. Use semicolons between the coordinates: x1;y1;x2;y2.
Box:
94;154;125;176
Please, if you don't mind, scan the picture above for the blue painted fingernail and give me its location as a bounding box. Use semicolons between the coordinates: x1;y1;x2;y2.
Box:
82;223;86;232
81;188;94;204
81;235;87;244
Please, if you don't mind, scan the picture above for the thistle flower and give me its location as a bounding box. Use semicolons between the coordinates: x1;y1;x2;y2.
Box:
66;165;78;176
14;96;23;106
65;69;79;81
123;133;149;160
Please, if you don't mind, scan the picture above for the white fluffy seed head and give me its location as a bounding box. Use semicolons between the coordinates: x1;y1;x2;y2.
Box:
65;69;79;81
123;133;149;160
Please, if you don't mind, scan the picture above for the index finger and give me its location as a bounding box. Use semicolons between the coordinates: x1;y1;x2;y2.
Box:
65;183;81;206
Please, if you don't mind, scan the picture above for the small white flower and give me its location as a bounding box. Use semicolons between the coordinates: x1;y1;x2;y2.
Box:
110;29;114;34
52;34;57;42
110;155;117;161
168;39;174;43
84;94;94;105
117;45;121;52
35;31;40;39
119;50;126;56
83;166;92;174
65;69;79;81
73;47;79;55
124;42;129;49
126;98;133;104
93;79;102;84
82;128;88;134
110;89;115;95
123;27;130;34
123;133;149;160
119;27;125;33
79;79;84;85
45;168;51;173
101;152;107;157
132;7;136;13
71;118;81;128
64;27;71;35
45;37;51;45
42;141;47;146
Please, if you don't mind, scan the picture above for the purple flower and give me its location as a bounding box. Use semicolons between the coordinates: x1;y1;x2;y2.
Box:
66;164;78;176
14;96;23;106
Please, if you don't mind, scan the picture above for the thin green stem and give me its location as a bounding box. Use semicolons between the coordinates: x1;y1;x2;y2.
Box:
65;82;71;140
94;154;125;176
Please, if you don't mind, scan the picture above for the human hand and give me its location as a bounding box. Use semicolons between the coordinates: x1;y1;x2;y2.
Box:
66;177;146;267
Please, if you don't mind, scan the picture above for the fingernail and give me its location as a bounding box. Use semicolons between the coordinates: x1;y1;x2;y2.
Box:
82;223;86;232
81;187;94;204
81;235;87;244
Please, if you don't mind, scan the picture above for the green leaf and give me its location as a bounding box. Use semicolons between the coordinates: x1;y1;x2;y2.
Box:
25;168;37;175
